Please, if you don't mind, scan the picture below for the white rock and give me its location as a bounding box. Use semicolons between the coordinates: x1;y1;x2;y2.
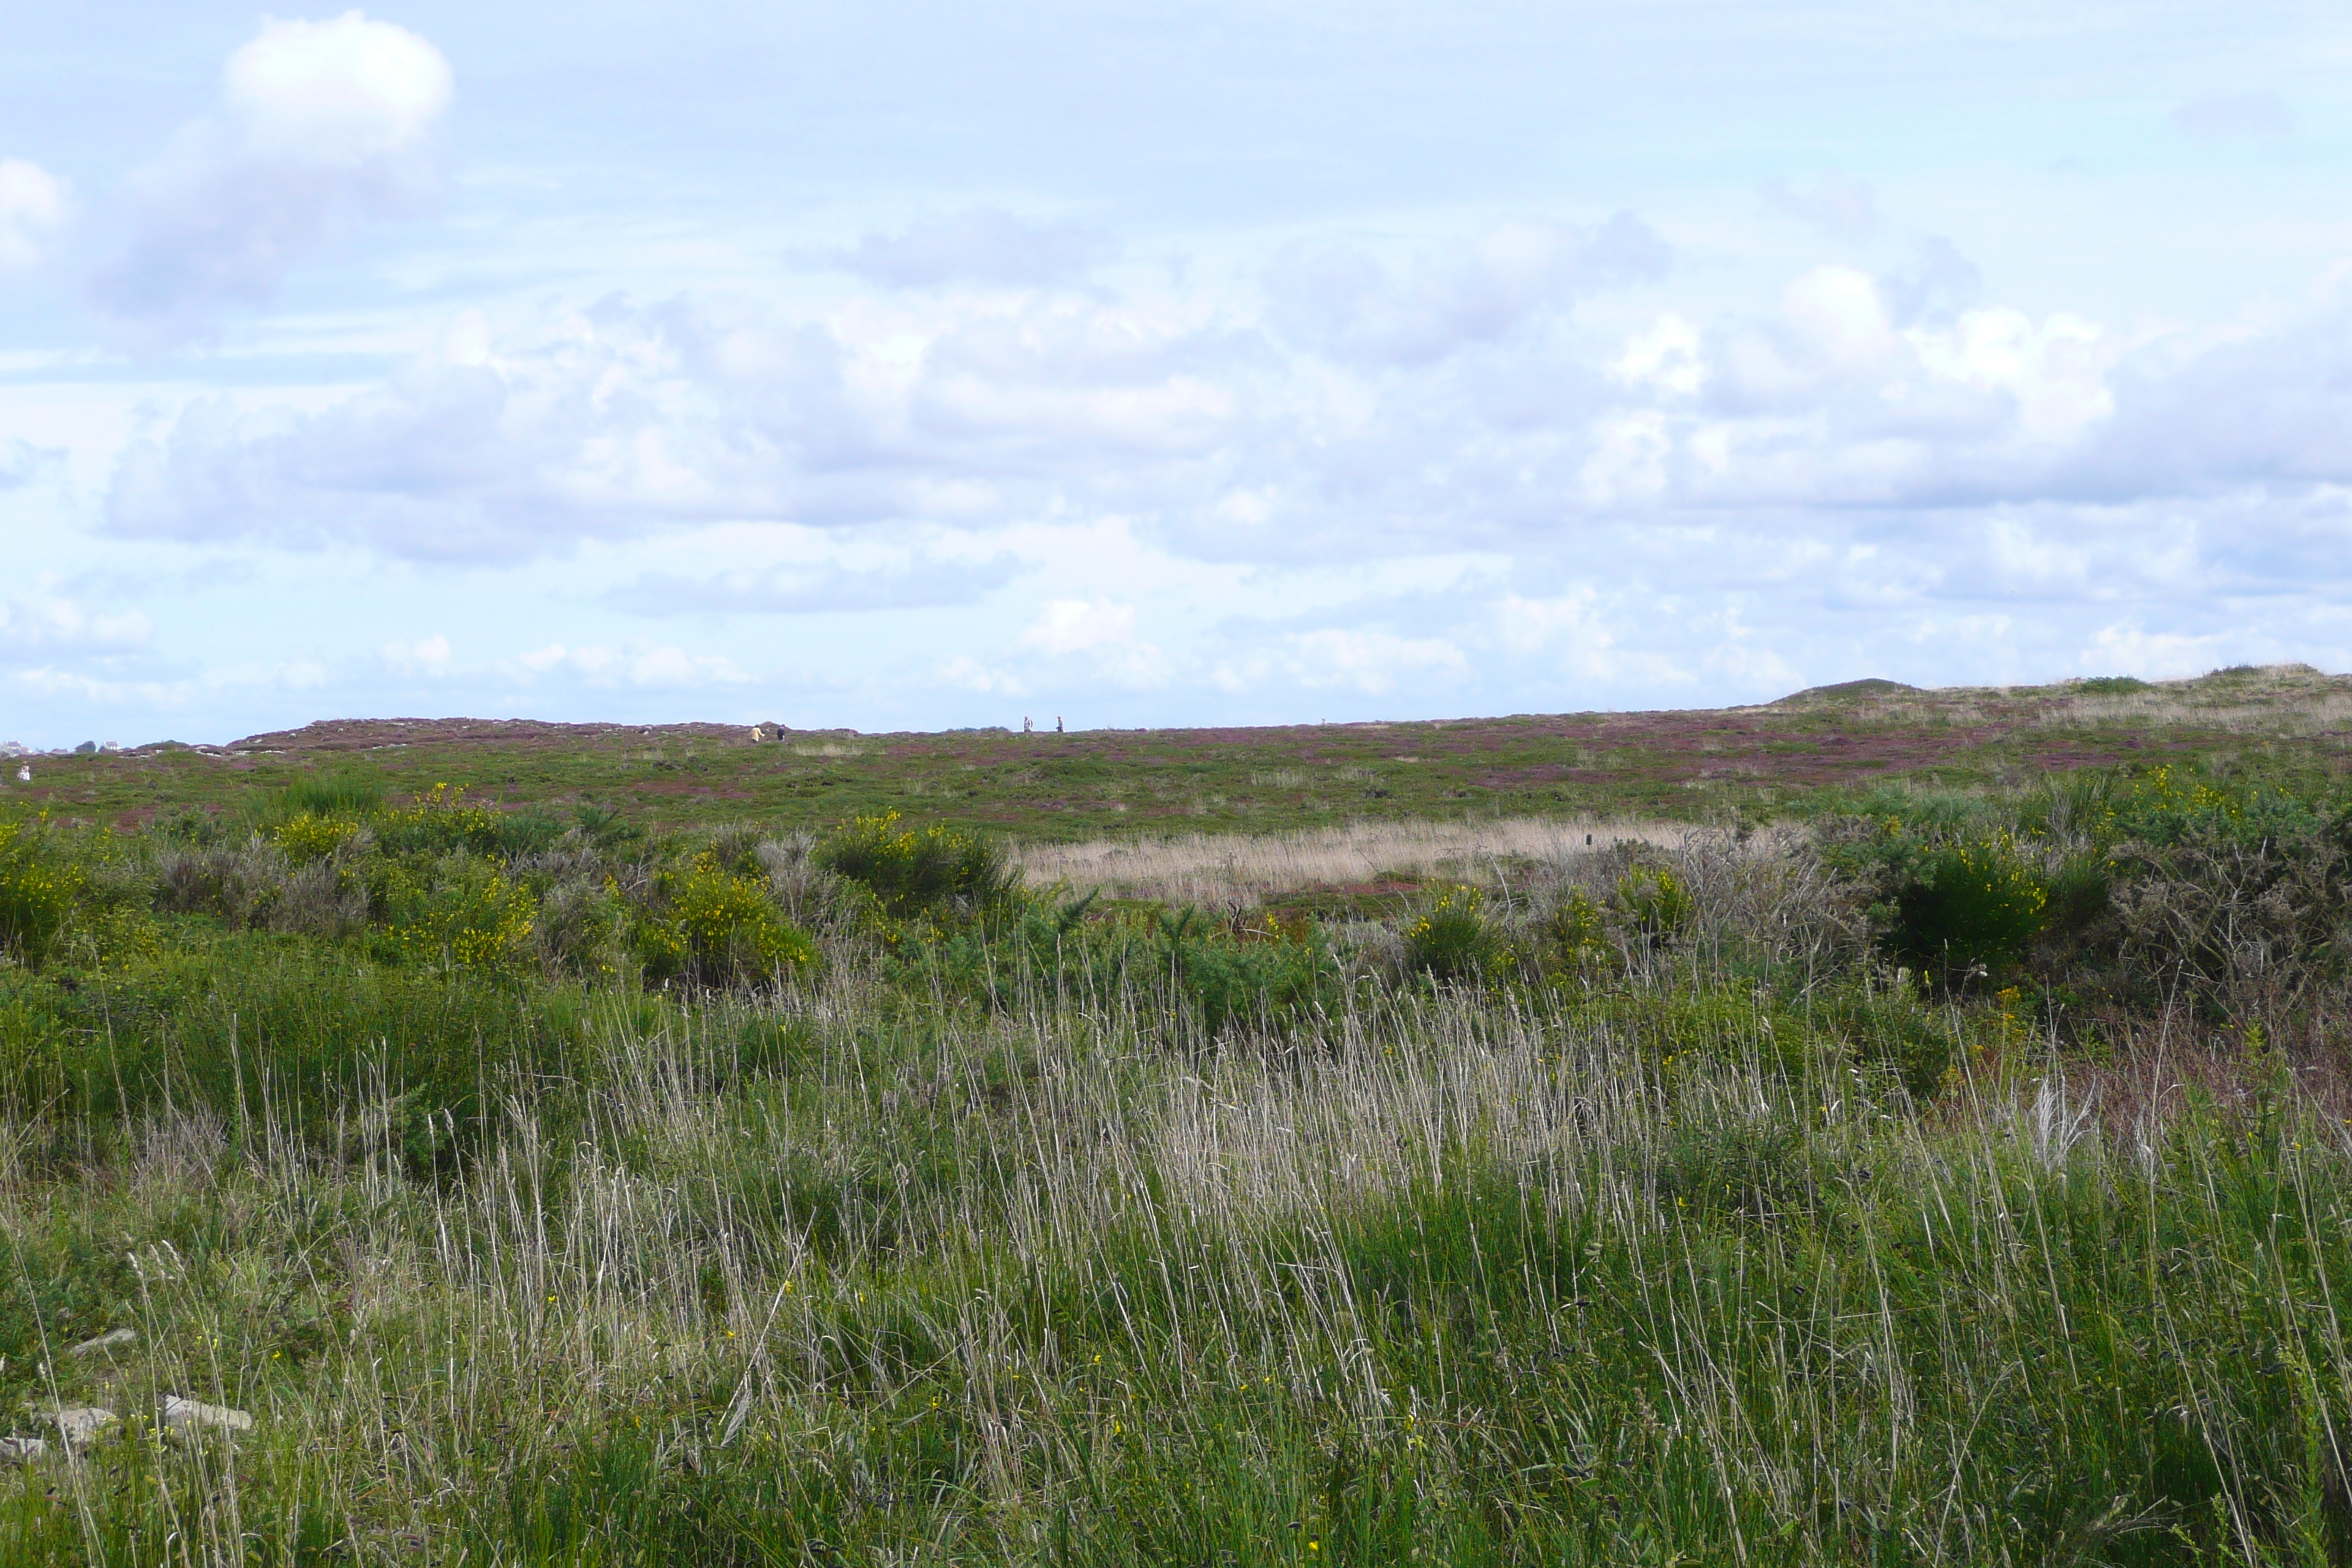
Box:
67;1327;136;1360
160;1395;254;1438
39;1408;116;1450
0;1436;48;1464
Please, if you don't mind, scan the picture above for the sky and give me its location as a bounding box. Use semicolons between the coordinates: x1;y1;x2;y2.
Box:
3;2;2351;747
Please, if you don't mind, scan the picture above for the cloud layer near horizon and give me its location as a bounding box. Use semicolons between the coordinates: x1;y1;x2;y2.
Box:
3;2;2351;746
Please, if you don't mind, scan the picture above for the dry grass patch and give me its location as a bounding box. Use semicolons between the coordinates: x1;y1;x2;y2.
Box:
1016;816;1708;905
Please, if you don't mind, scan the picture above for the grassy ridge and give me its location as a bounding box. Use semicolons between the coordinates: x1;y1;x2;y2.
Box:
12;662;2352;840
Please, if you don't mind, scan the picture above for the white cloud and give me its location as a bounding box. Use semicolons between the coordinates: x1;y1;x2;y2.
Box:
0;440;64;491
1286;629;1469;694
1908;307;2113;441
380;633;452;674
0;160;68;269
2084;624;2234;678
93;11;452;339
0;588;152;655
1019;598;1137;655
1267;212;1670;366
1782;265;1901;372
1613;314;1705;397
939;654;1024;696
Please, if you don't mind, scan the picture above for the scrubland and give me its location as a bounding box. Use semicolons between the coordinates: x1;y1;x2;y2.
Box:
4;741;2352;1563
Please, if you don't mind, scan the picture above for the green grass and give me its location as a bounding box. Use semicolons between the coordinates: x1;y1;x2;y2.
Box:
1;991;2348;1564
14;661;2352;842
5;677;2352;1561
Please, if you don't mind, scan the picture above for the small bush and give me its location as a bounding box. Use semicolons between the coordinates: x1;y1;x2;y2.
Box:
1404;885;1499;981
274;811;362;864
1155;907;1336;1036
0;819;81;966
818;813;1016;919
1613;864;1694;943
374;784;508;858
638;854;814;987
1886;835;2048;979
383;855;540;970
538;877;627;978
1534;888;1610;975
2076;675;2148;695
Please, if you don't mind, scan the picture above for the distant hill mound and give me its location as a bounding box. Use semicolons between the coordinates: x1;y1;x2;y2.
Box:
1771;678;1922;704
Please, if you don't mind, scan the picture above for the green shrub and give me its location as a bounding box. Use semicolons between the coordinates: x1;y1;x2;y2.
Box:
374;783;509;858
1404;885;1499;981
1815;984;1954;1097
637;854;814;987
818;812;1017;918
2097;764;2325;851
1886;835;2047;978
2076;674;2148;695
1536;887;1610;973
1613;864;1694;943
273;811;362;864
1164;908;1334;1036
382;854;540;970
0;819;81;967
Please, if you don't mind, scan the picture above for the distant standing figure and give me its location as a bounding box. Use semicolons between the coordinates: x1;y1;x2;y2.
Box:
1055;716;1063;733
1023;716;1034;734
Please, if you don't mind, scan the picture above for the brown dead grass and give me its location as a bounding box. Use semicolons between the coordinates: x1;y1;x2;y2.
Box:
1014;816;1707;905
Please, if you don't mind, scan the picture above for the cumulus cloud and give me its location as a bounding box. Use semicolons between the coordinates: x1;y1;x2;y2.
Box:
0;160;69;268
0;588;153;655
83;220;2352;642
92;11;453;341
1284;629;1469;694
1019;598;1136;655
1266;212;1670;366
843;208;1110;288
101;290;1239;559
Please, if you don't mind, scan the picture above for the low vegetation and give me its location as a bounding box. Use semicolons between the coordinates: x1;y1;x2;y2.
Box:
4;740;2352;1562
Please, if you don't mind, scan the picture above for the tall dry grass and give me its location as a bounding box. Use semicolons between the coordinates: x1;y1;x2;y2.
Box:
1016;817;1708;907
5;960;2350;1563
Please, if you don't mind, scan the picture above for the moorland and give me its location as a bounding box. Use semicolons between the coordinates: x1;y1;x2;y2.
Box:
4;664;2352;1563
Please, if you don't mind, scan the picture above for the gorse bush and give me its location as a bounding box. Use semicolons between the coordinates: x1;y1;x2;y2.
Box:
819;811;1016;917
0;819;80;967
638;853;815;987
1403;883;1499;981
1612;863;1694;943
1887;834;2048;978
374;783;510;858
2096;763;2326;851
1155;906;1336;1036
382;855;539;970
1536;886;1610;974
273;810;363;864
